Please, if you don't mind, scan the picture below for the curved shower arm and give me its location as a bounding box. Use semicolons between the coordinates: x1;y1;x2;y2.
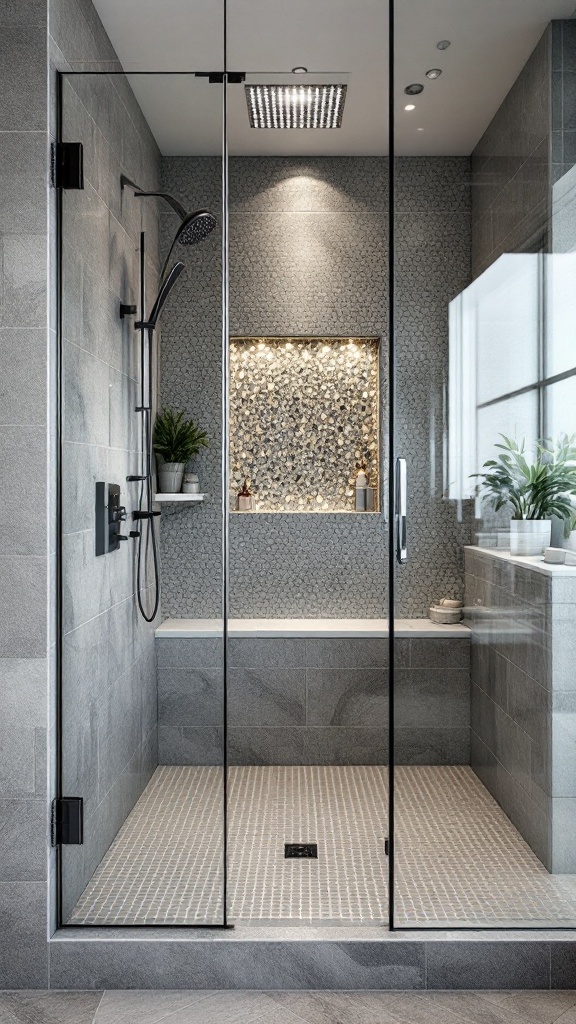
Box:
120;174;188;220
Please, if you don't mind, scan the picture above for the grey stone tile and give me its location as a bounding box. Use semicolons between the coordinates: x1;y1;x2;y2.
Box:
229;727;306;766
63;340;110;447
421;991;550;1024
0;992;103;1024
94;991;212;1024
0;800;46;882
0;725;36;798
471;730;499;795
0;882;47;987
48;939;425;989
478;989;576;1023
0;133;46;235
551;798;576;872
0;556;46;657
507;665;550;746
96;665;142;803
267;991;403;1024
228;667;306;727
158;726;224;766
305;639;388;670
229;638;306;668
0;25;46;132
158;668;224;727
0;330;46;426
156;637;225;671
0;426;47;556
409;638;470;669
426;941;550;989
307;668;388;727
62;530;110;634
302;728;387;766
552;943;576;988
0;233;47;330
394;727;469;765
394;669;470;729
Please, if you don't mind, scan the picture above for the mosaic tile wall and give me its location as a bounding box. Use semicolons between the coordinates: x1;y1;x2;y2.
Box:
159;156;473;618
229;336;380;513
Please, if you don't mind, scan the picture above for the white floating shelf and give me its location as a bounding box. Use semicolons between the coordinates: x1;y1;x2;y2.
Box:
154;493;205;503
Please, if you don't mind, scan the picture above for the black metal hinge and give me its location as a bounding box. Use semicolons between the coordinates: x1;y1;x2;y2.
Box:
195;72;246;84
51;142;84;189
51;797;84;846
384;838;390;856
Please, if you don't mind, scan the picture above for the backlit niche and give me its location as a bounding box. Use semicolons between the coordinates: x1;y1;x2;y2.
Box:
230;337;380;512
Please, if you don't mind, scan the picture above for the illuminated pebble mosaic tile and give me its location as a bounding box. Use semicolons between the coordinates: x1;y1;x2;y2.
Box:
229;337;380;512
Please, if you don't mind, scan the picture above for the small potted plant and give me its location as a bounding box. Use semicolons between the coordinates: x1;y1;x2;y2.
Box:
153;408;209;494
474;434;576;556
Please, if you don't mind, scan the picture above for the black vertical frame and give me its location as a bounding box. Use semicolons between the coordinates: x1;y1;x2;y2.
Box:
387;0;396;932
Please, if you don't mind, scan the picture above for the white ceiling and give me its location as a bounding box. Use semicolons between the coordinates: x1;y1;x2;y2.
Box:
92;0;575;156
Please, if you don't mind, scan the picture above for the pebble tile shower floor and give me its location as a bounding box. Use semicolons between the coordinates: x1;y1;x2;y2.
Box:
68;765;576;926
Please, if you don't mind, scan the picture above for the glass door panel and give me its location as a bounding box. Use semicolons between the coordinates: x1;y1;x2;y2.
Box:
59;71;227;925
392;0;576;928
225;0;390;925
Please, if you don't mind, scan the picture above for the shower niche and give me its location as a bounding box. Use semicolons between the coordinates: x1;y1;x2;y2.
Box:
229;336;380;512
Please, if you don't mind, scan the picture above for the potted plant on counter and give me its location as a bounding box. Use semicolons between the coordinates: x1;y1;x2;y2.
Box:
153;408;209;494
474;434;576;555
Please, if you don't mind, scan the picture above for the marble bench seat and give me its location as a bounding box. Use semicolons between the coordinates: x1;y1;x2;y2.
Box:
156;617;470;639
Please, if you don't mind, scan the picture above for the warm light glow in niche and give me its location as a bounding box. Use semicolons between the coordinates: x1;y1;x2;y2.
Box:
230;336;380;513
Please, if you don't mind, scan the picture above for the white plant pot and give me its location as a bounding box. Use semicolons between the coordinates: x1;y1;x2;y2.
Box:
158;462;186;493
563;530;576;553
509;519;551;556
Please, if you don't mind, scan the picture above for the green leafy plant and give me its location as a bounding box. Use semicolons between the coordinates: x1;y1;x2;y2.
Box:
564;508;576;539
153;408;209;464
474;434;576;521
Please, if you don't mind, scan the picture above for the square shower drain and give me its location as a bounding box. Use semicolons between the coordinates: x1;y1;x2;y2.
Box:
284;842;318;858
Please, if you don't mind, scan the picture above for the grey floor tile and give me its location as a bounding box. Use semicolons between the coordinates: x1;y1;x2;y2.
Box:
158;992;277;1024
385;993;469;1024
268;990;404;1024
0;991;102;1024
422;991;549;1024
478;990;576;1024
94;990;214;1024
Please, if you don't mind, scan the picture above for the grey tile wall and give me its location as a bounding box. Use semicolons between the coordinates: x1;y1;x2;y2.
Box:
552;21;576;185
159;155;472;620
471;27;551;278
59;66;161;921
156;636;470;766
465;548;576;872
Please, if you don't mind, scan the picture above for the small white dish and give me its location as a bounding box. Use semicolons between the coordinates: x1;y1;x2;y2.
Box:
543;547;566;564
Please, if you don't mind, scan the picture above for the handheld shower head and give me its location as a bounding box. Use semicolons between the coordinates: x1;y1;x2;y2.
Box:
176;210;217;246
144;262;185;330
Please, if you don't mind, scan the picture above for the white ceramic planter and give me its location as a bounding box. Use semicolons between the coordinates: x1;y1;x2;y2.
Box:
158;462;186;493
509;519;551;556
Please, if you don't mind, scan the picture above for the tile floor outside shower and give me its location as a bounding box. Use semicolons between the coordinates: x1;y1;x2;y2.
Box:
6;990;576;1024
68;766;576;928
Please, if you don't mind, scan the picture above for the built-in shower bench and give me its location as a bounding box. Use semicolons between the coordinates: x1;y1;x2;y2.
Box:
156;617;470;638
155;617;471;767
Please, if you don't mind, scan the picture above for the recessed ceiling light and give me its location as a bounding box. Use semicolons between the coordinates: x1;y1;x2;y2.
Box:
405;83;424;95
245;84;347;128
405;104;416;111
436;39;451;50
417;127;424;131
292;66;308;74
426;68;442;79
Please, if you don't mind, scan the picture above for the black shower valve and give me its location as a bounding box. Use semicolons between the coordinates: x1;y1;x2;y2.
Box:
111;505;127;523
116;534;129;542
129;530;141;539
119;303;137;319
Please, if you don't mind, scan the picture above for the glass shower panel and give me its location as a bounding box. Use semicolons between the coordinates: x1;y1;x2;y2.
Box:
392;0;576;928
225;1;390;925
59;72;227;926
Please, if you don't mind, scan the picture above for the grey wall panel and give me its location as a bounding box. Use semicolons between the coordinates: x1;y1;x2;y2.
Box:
159;155;472;619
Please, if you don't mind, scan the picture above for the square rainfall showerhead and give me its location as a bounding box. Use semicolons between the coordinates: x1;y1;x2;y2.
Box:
245;84;347;128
